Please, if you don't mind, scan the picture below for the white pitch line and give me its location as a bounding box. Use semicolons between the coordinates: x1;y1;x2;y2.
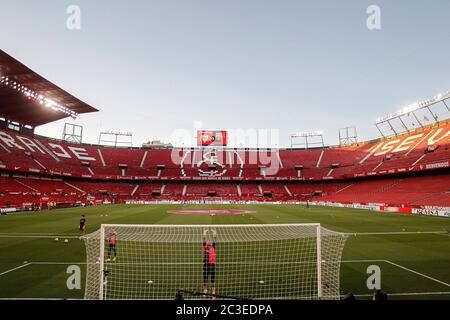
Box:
30;262;87;265
384;260;450;287
0;235;80;239
2;291;450;300
11;259;450;289
29;259;384;266
0;263;31;277
343;259;450;287
0;298;80;300
0;233;79;235
1;231;445;239
345;231;447;236
341;259;385;263
349;291;450;297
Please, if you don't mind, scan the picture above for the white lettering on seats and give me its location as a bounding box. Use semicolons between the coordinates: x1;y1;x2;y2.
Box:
16;136;46;154
48;143;72;158
69;146;96;161
373;139;400;156
0;131;25;150
359;142;383;164
392;134;423;153
427;128;450;146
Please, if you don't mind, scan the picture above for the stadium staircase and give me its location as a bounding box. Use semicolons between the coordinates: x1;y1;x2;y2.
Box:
131;185;139;196
13;178;38;192
64;181;85;194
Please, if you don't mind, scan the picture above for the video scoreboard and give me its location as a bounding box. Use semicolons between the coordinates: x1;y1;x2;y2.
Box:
197;130;228;146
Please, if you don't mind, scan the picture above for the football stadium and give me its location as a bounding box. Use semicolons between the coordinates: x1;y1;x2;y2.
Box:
0;2;449;305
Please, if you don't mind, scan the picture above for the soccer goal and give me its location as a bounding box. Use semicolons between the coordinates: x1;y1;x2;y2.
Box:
82;224;348;300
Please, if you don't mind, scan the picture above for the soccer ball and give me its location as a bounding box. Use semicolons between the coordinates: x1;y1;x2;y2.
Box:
147;280;153;284
64;239;69;243
55;238;59;241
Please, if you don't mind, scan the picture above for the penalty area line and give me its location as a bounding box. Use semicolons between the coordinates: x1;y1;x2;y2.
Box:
384;260;450;287
0;263;31;277
350;291;450;297
0;232;79;236
0;298;81;300
342;259;450;288
0;235;81;239
344;231;448;236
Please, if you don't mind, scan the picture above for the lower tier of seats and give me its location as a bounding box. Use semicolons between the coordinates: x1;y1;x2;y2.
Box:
1;172;448;209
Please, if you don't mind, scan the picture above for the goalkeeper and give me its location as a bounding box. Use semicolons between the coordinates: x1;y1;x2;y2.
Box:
106;230;117;262
202;228;217;297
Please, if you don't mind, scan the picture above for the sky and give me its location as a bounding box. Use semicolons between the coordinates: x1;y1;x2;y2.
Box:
1;0;449;148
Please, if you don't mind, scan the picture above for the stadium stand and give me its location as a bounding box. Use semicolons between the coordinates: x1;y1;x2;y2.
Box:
0;49;448;211
321;174;450;207
0;121;449;209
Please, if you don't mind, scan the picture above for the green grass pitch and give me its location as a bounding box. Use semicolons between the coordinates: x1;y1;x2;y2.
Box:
0;204;449;300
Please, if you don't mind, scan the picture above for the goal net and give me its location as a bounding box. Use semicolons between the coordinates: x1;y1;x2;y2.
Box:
82;224;347;300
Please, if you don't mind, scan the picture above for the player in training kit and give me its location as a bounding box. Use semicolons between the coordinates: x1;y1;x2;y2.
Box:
79;215;86;235
106;230;117;262
202;229;217;297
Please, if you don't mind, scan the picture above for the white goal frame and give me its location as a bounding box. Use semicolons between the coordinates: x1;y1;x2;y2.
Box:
83;223;346;300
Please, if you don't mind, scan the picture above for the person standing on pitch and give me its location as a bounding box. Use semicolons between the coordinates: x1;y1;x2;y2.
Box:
202;228;217;298
78;215;86;235
106;230;117;262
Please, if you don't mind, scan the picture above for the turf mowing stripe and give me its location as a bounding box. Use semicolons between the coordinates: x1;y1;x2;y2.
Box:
0;231;446;236
350;291;450;297
0;263;31;277
341;259;385;263
2;291;450;300
384;260;450;287
28;259;384;265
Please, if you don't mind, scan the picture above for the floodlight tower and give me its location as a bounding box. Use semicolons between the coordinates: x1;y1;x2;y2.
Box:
63;123;83;144
375;90;450;137
338;126;358;146
290;131;324;149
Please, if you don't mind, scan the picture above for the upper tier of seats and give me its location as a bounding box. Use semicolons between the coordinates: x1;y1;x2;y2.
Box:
0;121;448;181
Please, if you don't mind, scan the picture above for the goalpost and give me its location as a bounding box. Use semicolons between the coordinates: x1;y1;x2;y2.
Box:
82;224;348;300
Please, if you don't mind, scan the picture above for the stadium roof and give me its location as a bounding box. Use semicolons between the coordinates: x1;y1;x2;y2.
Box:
0;49;98;127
